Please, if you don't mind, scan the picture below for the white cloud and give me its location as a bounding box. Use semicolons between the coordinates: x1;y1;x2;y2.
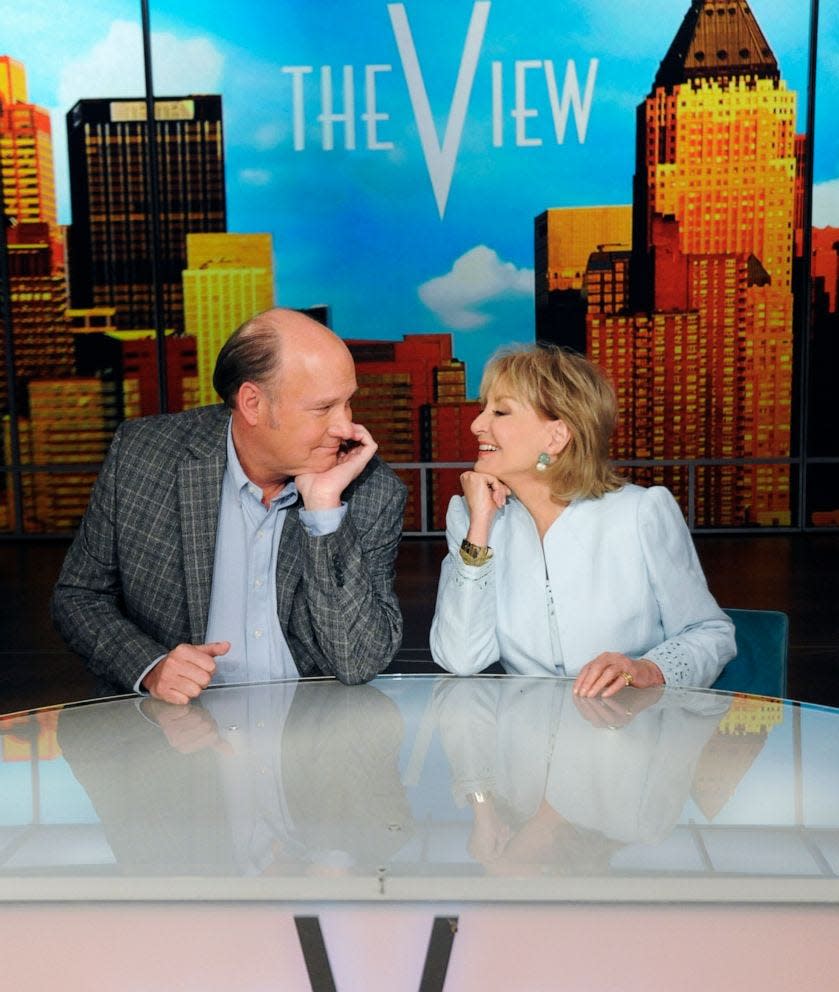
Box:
57;20;224;107
418;246;534;330
251;123;282;150
239;168;273;187
813;179;839;229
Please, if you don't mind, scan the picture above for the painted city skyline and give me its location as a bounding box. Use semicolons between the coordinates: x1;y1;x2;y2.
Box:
1;0;838;531
2;1;828;389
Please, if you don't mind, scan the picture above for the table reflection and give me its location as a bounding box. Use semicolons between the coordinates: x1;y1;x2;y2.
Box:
55;680;412;876
433;678;739;874
1;675;836;893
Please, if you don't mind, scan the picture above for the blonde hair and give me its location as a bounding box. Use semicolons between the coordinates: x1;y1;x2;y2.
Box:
480;343;624;502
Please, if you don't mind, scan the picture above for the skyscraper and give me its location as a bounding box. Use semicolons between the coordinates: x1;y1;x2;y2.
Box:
587;0;797;526
534;206;632;350
347;333;468;531
0;56;59;242
182;232;274;407
0;56;70;412
66;95;226;333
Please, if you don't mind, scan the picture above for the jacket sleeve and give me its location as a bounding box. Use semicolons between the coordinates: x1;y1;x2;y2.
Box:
50;424;170;693
429;496;501;675
288;460;407;685
638;487;736;687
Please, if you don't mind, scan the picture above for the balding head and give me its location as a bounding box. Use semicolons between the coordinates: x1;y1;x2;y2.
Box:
213;307;349;409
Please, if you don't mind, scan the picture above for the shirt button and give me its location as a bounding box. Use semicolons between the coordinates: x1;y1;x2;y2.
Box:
256;531;264;540
253;628;263;639
254;578;263;589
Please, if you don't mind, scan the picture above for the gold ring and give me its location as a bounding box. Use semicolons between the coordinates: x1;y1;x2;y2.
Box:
621;671;633;687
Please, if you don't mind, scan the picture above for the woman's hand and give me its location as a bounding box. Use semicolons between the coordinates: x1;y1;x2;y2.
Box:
572;652;665;698
460;470;510;545
572;684;665;729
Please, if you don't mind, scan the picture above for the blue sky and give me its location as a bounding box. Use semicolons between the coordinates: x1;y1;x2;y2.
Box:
2;1;833;394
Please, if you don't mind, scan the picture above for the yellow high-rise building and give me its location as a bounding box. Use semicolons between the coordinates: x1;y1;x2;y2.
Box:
0;56;27;104
182;232;275;407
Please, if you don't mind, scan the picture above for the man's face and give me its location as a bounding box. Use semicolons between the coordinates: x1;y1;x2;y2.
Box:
258;346;358;479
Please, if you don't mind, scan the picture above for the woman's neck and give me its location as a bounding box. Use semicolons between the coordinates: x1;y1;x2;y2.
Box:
511;478;569;540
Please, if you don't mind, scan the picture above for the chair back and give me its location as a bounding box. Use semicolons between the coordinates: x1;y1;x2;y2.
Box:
711;608;789;698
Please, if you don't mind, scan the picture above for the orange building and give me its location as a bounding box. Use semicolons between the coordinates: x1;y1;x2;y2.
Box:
587;0;797;526
2;222;73;412
0;57;70;418
5;378;120;532
346;334;469;531
535;206;632;295
0;55;61;264
811;227;839;315
534;206;632;351
808;227;839;525
421;400;481;530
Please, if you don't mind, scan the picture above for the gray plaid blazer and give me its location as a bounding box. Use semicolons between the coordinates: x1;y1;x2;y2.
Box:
51;405;407;692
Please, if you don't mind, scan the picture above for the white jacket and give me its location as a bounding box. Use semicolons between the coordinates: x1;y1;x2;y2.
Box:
430;485;735;686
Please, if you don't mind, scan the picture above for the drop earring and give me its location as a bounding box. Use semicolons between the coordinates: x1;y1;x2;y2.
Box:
535;452;551;472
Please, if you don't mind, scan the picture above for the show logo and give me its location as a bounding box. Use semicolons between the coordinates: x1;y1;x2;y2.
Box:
281;2;598;217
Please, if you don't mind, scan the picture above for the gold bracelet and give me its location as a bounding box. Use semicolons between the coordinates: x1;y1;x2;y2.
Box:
459;538;493;566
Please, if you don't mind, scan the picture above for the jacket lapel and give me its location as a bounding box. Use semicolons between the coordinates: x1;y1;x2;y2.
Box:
179;409;228;643
276;506;304;625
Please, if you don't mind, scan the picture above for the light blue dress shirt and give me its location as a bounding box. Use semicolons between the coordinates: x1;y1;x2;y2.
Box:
205;422;347;685
133;422;348;692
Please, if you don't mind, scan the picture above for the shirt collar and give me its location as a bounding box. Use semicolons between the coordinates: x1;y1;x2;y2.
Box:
226;419;299;508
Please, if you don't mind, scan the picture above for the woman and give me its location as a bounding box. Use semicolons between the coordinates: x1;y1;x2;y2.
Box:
430;344;735;696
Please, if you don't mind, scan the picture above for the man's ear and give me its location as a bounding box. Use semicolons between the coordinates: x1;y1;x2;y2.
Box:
236;381;264;427
547;419;571;456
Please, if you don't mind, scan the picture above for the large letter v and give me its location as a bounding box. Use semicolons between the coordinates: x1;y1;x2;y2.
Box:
388;2;490;220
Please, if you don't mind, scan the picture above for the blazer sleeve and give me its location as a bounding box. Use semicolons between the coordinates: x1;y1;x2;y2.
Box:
429;496;501;675
638;487;736;687
287;459;407;685
50;424;170;692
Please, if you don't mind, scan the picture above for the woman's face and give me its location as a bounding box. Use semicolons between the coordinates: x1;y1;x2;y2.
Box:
470;381;565;484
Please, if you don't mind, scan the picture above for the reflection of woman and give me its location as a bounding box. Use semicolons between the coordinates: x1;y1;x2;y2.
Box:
433;677;731;875
430;345;735;694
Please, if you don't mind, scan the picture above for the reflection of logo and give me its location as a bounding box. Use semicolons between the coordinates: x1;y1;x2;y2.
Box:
281;2;598;218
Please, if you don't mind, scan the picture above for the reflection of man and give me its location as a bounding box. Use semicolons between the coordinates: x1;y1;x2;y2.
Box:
52;309;407;702
56;682;412;876
433;678;731;874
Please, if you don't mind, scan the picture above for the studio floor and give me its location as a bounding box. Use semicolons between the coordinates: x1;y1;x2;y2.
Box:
1;533;838;715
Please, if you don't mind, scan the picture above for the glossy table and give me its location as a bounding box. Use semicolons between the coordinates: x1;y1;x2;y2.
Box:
1;675;838;990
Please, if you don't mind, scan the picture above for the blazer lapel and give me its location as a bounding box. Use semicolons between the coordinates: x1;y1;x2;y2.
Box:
179;410;228;643
276;506;304;625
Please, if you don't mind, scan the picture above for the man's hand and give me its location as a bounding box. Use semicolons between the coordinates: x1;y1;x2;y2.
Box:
140;698;234;755
141;641;230;705
295;422;378;510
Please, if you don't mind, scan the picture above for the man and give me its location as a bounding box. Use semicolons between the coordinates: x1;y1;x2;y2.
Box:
51;308;407;703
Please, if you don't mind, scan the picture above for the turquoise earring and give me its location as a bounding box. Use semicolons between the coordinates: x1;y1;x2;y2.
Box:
535;452;551;472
